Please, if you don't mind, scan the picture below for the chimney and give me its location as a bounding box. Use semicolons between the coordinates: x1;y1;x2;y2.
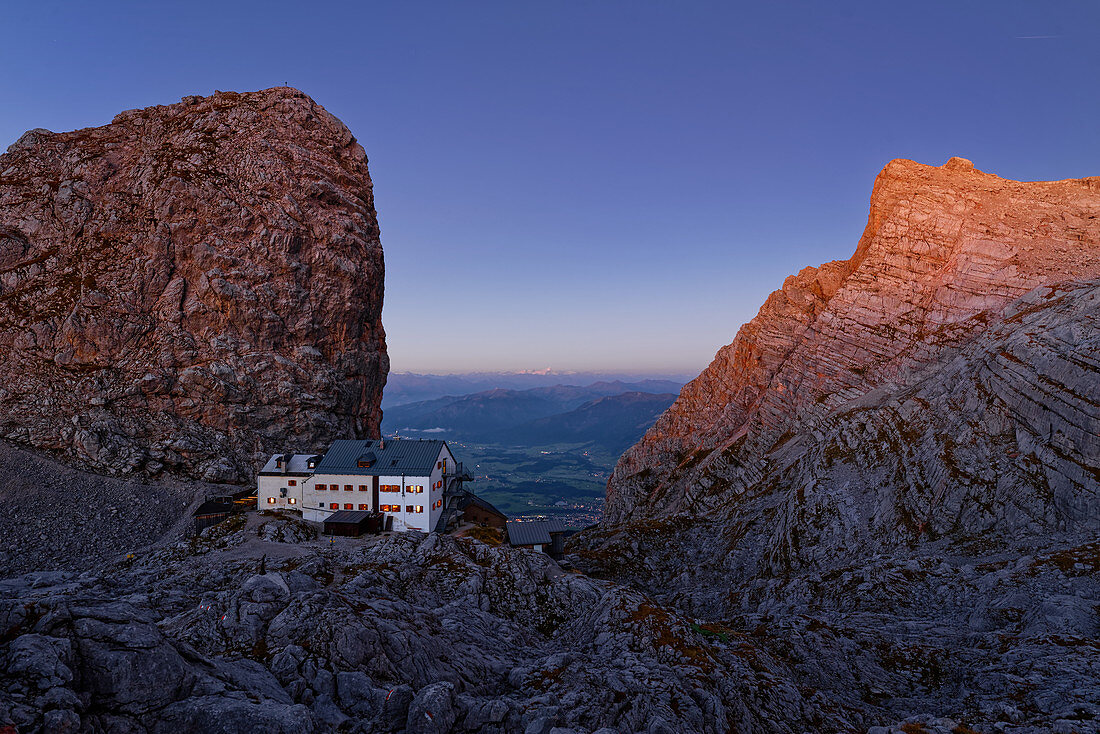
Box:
379;437;385;450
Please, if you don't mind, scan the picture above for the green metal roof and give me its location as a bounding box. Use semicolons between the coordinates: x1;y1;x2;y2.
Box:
314;439;447;476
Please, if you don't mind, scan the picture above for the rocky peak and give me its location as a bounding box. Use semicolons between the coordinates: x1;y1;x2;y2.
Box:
607;157;1100;523
0;87;388;481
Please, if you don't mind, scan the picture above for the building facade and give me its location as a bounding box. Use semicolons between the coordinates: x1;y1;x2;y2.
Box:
257;439;457;532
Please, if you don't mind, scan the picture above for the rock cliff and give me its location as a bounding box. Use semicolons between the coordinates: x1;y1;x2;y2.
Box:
0;88;387;481
571;158;1100;732
608;157;1100;524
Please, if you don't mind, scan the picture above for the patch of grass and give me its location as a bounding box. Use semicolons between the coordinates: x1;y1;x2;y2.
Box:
691;622;733;643
457;525;505;546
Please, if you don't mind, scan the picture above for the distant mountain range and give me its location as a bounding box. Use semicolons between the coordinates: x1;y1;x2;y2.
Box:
381;381;680;452
381;371;689;408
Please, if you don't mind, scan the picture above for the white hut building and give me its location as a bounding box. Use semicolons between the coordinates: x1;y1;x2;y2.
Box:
257;439;459;532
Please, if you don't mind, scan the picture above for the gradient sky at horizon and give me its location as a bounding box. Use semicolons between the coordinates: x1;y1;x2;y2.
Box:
2;1;1097;374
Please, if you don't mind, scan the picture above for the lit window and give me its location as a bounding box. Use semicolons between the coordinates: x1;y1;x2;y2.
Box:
437;461;441;469
316;484;326;491
330;503;338;509
344;503;353;510
344;484;353;492
406;505;414;513
358;504;368;510
267;497;275;504
358;485;368;492
415;506;423;513
288;498;296;505
288;480;296;486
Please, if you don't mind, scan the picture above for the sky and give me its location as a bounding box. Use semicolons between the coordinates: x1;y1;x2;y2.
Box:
1;2;1098;375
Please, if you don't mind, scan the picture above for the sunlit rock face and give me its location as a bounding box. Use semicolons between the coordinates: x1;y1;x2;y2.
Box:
575;160;1100;731
607;158;1100;527
0;88;388;481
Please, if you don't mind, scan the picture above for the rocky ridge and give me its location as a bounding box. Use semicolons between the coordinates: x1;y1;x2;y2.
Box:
0;87;387;482
573;159;1100;731
607;157;1100;523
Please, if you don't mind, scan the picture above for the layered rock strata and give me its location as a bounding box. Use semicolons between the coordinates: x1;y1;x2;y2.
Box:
608;157;1100;524
0;88;387;481
572;159;1100;731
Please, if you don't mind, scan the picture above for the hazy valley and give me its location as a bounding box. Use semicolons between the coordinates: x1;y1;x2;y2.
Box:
383;380;682;526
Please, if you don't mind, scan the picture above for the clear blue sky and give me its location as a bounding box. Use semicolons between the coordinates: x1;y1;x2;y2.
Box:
2;2;1097;374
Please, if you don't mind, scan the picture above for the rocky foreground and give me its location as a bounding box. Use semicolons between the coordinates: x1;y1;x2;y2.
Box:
0;88;387;482
2;513;845;734
2;510;1096;734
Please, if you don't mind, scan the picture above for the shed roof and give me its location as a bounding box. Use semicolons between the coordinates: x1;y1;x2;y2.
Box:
460;493;507;519
314;439;448;476
541;518;566;534
323;510;372;525
506;519;565;546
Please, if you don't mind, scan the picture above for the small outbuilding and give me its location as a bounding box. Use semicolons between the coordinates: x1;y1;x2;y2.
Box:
506;518;567;558
457;492;508;529
322;510;377;538
192;489;257;533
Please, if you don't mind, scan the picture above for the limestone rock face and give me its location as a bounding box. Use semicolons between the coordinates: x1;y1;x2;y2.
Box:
608;158;1100;524
573;159;1100;731
0;88;387;481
